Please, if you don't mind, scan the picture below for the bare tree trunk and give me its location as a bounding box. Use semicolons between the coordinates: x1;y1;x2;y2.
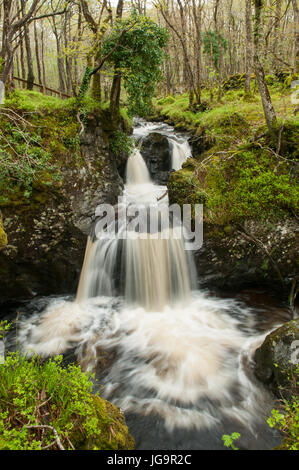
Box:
292;0;299;73
272;0;282;72
0;1;14;83
192;0;202;105
34;21;43;91
214;0;224;101
64;10;72;95
110;0;124;115
253;0;277;135
41;24;46;90
21;0;35;90
245;0;253;95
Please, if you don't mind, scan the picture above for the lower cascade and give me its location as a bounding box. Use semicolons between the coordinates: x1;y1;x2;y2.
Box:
16;121;284;450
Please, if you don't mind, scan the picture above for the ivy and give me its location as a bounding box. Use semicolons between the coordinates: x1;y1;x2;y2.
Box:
102;12;169;116
203;31;228;71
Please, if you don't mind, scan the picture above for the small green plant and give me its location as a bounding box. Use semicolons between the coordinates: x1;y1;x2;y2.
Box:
221;432;241;450
0;321;11;340
0;352;131;450
267;365;299;450
110;130;134;157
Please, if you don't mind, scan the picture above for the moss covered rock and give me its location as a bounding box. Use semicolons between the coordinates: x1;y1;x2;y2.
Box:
0;92;123;304
254;319;299;398
73;396;135;450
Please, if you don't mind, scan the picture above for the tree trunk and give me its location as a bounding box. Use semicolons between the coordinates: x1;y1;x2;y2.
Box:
21;0;34;90
292;0;299;73
272;0;282;72
245;0;253;95
253;0;277;134
34;21;43;91
41;25;46;90
110;0;124;115
192;0;202;105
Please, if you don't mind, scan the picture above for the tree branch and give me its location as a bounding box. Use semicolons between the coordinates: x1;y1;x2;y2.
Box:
28;9;68;24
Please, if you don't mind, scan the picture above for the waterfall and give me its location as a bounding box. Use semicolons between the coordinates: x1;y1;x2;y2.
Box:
171;139;192;171
125;234;192;311
126;149;151;185
76;147;193;311
17;120;282;450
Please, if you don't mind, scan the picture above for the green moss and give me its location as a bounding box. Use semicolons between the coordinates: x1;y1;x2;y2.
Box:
0;215;7;248
168;167;207;212
73;396;135;450
0;353;134;450
156;83;298;226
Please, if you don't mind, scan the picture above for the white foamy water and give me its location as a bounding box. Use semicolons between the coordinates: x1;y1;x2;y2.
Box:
133;118;192;171
16;129;283;449
18;292;278;437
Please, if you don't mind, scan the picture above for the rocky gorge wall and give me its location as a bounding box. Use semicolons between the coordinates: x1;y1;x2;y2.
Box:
0;112;123;305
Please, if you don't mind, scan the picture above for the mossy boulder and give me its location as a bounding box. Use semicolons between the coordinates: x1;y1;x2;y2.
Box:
73;396;135;450
168;167;207;207
222;73;251;91
254;319;299;399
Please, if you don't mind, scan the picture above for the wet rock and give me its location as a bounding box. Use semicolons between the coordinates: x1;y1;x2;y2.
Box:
254;319;299;398
0;114;123;305
139;132;172;184
73;396;135;450
193;219;299;296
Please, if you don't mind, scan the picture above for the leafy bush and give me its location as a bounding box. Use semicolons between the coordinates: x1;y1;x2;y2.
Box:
102;12;169;116
110;130;134;157
267;366;299;450
0;352;133;450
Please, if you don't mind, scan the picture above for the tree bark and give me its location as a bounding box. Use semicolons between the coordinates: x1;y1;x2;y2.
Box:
253;0;277;134
109;0;124;115
21;0;34;90
34;21;43;90
292;0;299;73
245;0;253;95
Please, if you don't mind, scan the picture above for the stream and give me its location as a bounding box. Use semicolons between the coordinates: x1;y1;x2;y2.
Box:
3;120;291;450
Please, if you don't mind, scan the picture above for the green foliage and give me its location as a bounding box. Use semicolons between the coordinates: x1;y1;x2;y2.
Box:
205;146;298;224
0;321;11;340
0;352;133;450
267;366;299;450
202;31;228;70
221;432;241;450
0;118;57;201
109;130;134;157
78;66;94;100
0;90;83;204
156;85;298;225
5;89;68;113
102;12;169;116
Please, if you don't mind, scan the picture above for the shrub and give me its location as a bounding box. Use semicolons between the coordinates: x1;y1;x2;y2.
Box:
0;352;134;450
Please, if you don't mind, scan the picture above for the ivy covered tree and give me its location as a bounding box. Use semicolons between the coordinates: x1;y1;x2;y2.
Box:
202;31;228;73
102;12;169;117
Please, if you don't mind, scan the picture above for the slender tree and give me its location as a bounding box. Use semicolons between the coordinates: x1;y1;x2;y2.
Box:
291;0;299;73
245;0;253;95
252;0;277;134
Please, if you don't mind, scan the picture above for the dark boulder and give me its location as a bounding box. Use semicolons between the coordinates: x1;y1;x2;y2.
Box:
254;319;299;398
139;132;172;185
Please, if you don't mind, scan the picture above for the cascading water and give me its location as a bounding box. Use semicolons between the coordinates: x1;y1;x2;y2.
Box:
76;141;194;312
133;118;192;172
16;120;286;450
